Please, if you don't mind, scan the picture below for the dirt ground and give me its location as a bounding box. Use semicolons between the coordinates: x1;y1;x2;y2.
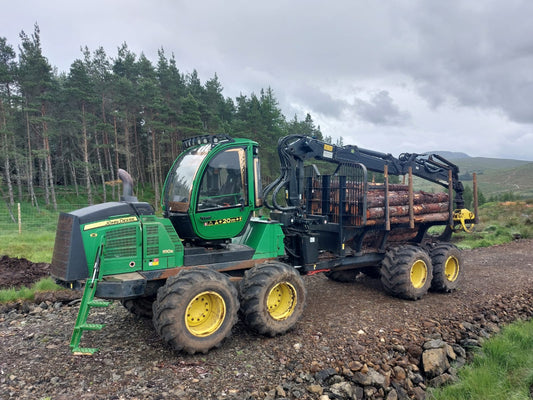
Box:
0;240;532;399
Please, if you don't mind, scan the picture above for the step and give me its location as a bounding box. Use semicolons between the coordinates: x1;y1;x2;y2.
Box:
88;300;111;307
71;347;99;356
78;323;105;331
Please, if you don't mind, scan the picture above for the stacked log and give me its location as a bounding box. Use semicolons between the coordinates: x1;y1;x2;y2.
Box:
365;185;449;226
306;180;450;227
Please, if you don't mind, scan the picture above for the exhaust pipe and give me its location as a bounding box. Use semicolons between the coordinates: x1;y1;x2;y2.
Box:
118;169;138;202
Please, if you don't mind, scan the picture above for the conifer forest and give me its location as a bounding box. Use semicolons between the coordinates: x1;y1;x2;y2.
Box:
0;25;323;210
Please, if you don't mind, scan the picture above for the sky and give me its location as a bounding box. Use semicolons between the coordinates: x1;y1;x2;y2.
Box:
3;0;533;161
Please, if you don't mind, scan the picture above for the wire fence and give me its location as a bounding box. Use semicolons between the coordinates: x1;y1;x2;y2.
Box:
0;203;89;234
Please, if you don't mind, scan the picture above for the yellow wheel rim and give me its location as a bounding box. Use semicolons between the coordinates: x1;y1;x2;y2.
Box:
185;291;226;337
444;256;460;282
410;260;428;289
267;282;297;321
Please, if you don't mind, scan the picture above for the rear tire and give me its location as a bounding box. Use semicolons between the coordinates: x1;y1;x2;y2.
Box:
380;245;433;300
430;244;462;292
152;269;239;354
239;262;306;336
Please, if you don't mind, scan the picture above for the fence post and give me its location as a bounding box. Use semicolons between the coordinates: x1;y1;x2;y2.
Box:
18;203;21;234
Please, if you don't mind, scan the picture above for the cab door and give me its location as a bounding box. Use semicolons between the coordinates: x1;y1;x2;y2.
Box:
191;145;252;240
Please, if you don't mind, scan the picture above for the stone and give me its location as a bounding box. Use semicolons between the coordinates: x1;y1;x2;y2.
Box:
429;373;457;387
423;339;445;350
367;368;387;388
386;388;398;400
393;366;406;381
422;348;450;378
445;344;456;360
330;381;356;399
348;361;363;371
307;384;323;395
315;368;336;382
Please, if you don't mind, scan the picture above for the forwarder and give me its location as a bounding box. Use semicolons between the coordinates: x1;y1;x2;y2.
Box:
51;134;476;354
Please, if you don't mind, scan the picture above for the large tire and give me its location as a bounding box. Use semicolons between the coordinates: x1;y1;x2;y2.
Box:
121;296;155;319
380;245;433;300
152;269;239;354
430;244;463;292
239;262;306;337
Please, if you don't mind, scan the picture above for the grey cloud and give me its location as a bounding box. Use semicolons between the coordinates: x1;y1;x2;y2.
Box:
390;1;533;123
353;91;410;126
291;85;349;118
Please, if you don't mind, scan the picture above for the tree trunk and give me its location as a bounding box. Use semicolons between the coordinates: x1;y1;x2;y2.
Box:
41;103;57;210
0;99;14;206
113;113;120;200
24;107;38;210
124;111;131;176
101;94;115;200
151;128;159;211
81;102;92;205
95;131;106;202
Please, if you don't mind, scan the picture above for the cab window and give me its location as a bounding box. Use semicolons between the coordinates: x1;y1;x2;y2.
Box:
197;147;247;211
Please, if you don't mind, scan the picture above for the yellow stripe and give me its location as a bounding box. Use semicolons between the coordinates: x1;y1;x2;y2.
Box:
84;216;138;231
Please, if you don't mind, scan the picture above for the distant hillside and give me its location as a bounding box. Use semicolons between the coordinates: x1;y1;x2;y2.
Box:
454;157;531;172
431;151;471;160
412;154;533;199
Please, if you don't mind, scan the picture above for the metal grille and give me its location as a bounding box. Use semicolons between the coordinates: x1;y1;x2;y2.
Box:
146;225;160;256
304;163;367;226
164;224;184;253
51;214;73;278
104;226;137;258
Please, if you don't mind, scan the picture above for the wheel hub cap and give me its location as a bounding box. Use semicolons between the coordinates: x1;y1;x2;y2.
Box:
185;291;226;337
444;256;460;282
410;260;428;289
267;282;297;321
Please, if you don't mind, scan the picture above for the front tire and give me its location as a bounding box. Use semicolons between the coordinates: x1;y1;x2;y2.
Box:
152;269;239;354
239;262;306;336
380;245;433;300
430;244;462;292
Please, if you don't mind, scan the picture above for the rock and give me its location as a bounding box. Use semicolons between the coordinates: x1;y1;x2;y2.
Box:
329;381;356;399
445;344;456;360
429;373;457;387
451;344;466;359
367;368;387;388
423;339;445;350
413;386;426;400
352;371;372;386
307;384;323;395
422;348;449;378
393;366;406;381
386;388;398;400
275;385;286;397
315;368;336;382
348;361;363;371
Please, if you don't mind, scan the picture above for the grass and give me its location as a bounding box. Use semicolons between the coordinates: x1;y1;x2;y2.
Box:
454;200;533;249
0;231;56;263
0;277;63;303
429;319;533;400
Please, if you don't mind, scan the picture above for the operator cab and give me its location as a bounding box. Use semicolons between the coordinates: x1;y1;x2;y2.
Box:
162;135;263;245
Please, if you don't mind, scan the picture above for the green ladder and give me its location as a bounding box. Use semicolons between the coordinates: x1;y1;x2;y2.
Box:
70;244;111;355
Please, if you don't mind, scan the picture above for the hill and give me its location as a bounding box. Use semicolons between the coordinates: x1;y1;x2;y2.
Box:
411;155;533;199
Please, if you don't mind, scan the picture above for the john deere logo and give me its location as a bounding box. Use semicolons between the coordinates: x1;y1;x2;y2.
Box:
84;216;138;231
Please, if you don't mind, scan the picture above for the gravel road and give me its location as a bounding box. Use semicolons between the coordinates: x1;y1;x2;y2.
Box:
1;240;532;399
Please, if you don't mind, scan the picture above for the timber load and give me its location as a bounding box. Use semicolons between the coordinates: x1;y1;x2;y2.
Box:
306;181;450;228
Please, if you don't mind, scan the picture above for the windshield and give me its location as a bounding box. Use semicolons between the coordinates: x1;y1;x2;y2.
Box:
164;144;211;212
